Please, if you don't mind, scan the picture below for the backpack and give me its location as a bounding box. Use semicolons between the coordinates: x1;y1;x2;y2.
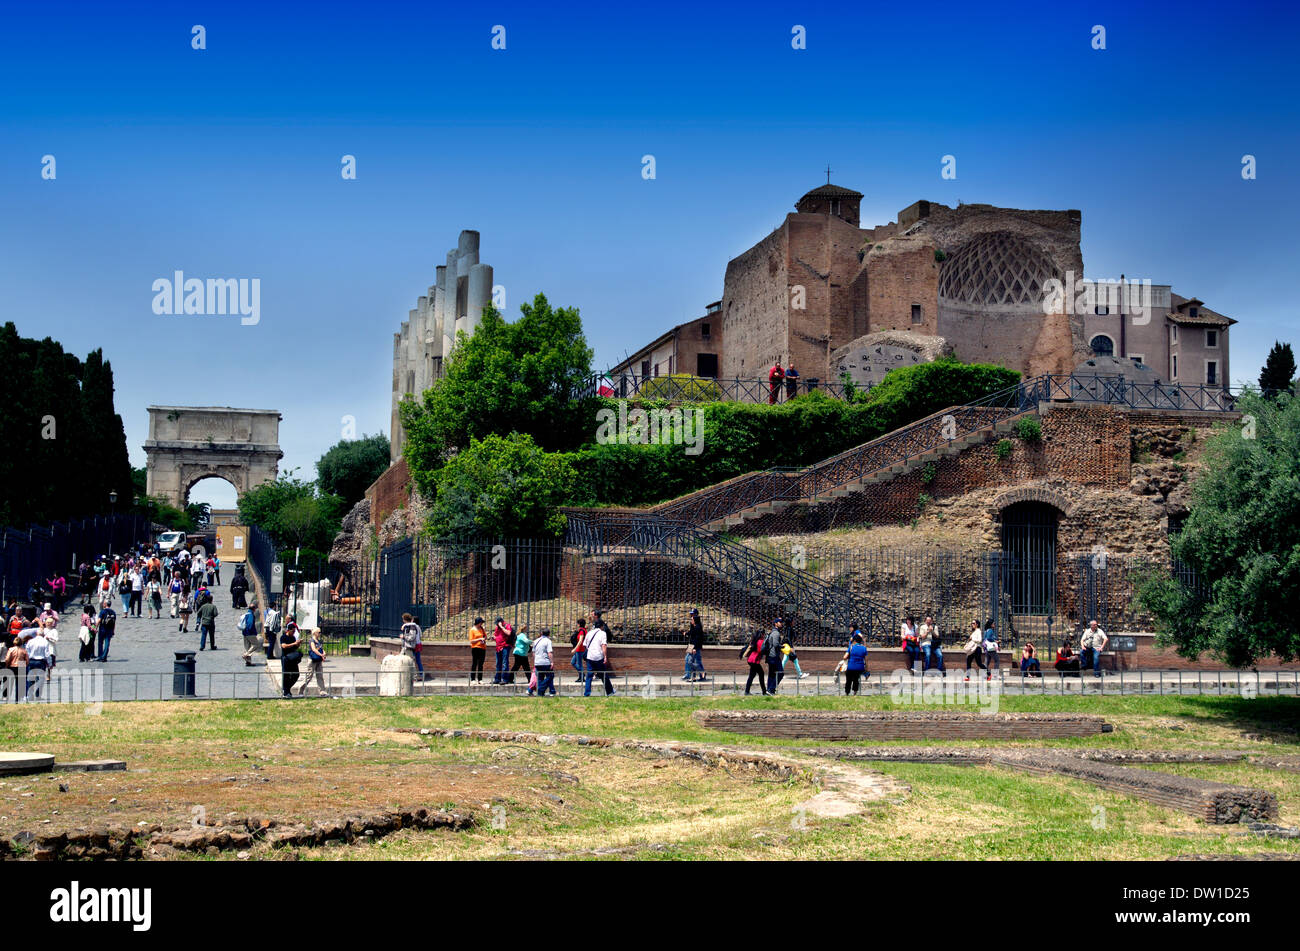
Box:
240;612;256;636
266;609;281;635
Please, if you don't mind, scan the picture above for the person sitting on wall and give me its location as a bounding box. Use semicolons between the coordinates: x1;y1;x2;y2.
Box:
1054;637;1081;676
1020;643;1042;677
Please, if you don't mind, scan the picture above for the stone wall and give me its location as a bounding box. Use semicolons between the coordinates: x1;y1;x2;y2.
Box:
365;458;412;533
693;710;1110;741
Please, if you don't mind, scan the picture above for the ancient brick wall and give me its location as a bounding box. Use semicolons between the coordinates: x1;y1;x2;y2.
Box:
693;710;1110;740
863;236;941;334
721;227;788;379
364;458;411;532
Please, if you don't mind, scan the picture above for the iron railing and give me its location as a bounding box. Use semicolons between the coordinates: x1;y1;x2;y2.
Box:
0;514;155;606
1039;373;1236;413
566;514;896;645
579;374;859;404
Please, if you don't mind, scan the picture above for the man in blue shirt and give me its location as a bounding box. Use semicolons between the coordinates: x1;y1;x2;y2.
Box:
843;633;869;696
96;605;117;662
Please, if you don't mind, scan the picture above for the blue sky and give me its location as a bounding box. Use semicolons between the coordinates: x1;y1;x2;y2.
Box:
3;0;1296;508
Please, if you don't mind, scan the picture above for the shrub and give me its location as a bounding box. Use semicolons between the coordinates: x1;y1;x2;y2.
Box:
1015;416;1043;443
637;374;724;402
994;438;1013;461
920;462;937;484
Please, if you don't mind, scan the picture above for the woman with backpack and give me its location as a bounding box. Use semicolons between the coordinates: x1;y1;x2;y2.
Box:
400;613;424;681
739;630;768;696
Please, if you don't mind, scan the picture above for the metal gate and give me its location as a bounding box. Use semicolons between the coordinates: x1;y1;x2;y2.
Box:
377;539;414;635
1000;503;1058;615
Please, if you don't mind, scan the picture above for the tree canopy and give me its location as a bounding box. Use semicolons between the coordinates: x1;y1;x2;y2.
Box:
1259;341;1296;396
400;294;594;496
236;472;346;564
0;322;134;527
1138;391;1300;665
316;433;391;507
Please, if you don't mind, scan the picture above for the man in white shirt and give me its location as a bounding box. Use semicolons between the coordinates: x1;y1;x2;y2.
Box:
532;629;556;697
23;627;51;698
582;623;615;697
1081;620;1108;677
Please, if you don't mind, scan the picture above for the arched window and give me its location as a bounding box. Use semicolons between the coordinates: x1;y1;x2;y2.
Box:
1089;334;1114;357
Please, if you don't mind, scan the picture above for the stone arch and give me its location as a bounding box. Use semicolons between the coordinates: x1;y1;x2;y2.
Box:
989;486;1074;519
144;406;283;508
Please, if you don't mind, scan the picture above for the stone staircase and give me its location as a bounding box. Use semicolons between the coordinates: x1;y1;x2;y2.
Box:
706;409;1035;532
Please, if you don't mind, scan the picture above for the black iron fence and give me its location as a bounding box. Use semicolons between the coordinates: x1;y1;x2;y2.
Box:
0;514;155;606
579;374;859;404
298;536;1201;654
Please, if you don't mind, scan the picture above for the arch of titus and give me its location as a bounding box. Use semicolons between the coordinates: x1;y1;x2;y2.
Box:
144;406;283;507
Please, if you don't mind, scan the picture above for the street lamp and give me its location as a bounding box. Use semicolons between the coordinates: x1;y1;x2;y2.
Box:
108;490;117;560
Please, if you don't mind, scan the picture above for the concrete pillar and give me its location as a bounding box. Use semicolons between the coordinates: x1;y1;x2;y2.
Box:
466;263;493;337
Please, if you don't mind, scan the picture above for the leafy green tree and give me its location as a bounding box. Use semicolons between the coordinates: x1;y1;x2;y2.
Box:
1138;391;1300;665
401;294;594;495
427;432;575;541
316;433;391;506
237;473;345;556
1259;341;1296;396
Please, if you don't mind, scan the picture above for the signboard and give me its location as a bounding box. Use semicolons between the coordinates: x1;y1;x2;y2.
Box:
1111;635;1138;653
215;536;223;550
270;563;284;594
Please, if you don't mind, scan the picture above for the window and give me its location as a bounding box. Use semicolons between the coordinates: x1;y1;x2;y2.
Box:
696;353;718;378
1089;334;1114;357
830;199;841;216
701;323;711;340
1172;354;1178;379
1130;354;1144;366
1189;306;1199;318
1206;329;1218;348
911;304;922;324
641;360;651;379
1095;304;1109;316
1205;360;1218;386
1172;324;1178;342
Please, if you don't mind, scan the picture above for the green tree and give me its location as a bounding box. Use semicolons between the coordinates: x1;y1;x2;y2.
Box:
1259;341;1296;396
316;433;391;506
427;432;575;541
400;294;594;495
1137;391;1300;665
237;473;344;557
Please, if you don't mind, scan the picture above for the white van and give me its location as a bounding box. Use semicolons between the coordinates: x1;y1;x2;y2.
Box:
157;531;187;554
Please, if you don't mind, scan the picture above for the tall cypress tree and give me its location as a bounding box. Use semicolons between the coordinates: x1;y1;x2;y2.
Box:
1259;341;1296;396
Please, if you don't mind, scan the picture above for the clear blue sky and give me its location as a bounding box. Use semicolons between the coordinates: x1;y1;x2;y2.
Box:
3;0;1296;508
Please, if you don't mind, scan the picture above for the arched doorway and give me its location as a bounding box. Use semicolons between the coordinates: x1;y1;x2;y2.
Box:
1000;501;1058;615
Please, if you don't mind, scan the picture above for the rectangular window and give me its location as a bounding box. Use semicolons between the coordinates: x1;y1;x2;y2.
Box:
641;360;651;379
1172;354;1178;379
1189;306;1199;318
701;323;710;340
1171;324;1178;342
1206;329;1218;348
911;304;922;324
1130;354;1144;366
696;353;718;378
1095;305;1109;316
1205;360;1217;386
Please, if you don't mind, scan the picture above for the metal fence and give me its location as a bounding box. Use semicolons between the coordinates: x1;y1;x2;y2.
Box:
0;514;155;606
297;537;1201;654
2;666;1295;704
579;374;858;404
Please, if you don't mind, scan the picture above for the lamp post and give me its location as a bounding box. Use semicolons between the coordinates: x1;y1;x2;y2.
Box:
108;490;118;559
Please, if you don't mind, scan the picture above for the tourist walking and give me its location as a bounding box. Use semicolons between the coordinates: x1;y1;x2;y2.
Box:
168;575;184;618
128;568;143;618
740;629;768;696
532;628;556;697
263;603;282;659
24;627;51;697
842;633;869;695
178;584;193;633
583;621;615;696
196;597;219;651
491;617;512;685
147;576;163;619
279;622;302;697
1080;620;1108;677
78;606;96;663
765;618;786;693
95;603;116;662
297;628;328;697
963;620;986;680
683;608;707;682
239;605;260;667
229;568;249;608
983;618;1000;681
468;617;487;684
570;617;588;684
400;613;424;680
780;612;807;680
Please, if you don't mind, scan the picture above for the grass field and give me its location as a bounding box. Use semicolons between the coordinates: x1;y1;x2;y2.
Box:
1;694;1298;860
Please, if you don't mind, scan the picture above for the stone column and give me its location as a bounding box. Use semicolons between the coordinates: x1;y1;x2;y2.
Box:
442;249;459;360
466;263;493;337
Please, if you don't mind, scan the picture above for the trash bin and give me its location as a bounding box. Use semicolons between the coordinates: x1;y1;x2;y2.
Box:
806;377;820;393
173;650;196;697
